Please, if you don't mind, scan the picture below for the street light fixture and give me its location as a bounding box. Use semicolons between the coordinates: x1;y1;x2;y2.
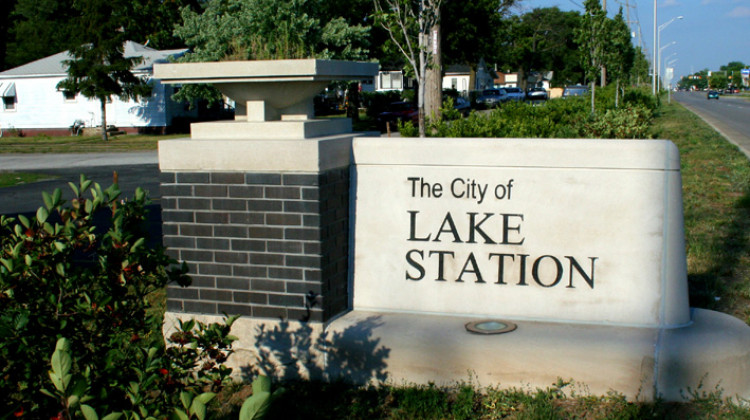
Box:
657;15;683;92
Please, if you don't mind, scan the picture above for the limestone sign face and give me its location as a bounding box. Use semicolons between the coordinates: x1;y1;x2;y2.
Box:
352;137;690;327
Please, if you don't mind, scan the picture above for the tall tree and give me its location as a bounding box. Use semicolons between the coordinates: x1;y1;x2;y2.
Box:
373;0;444;137
173;0;370;106
57;0;152;141
5;0;80;69
502;7;583;89
575;0;607;114
442;0;516;67
0;0;18;70
603;8;634;107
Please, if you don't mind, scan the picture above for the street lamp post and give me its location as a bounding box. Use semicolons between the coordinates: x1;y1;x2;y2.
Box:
657;15;683;93
653;1;657;95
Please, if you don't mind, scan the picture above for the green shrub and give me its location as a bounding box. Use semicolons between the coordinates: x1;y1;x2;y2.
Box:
399;86;655;140
0;175;238;418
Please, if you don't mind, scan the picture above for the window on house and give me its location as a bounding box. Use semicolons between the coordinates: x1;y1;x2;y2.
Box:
3;96;15;110
380;72;403;90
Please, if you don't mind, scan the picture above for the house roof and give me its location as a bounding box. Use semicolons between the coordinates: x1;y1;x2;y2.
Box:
0;41;187;78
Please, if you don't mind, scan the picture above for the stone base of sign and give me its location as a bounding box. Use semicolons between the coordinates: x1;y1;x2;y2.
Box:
164;308;750;401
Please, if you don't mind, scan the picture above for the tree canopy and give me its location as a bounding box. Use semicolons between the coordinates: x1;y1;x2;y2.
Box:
57;0;152;141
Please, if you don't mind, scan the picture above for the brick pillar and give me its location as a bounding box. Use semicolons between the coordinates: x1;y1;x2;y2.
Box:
160;167;350;323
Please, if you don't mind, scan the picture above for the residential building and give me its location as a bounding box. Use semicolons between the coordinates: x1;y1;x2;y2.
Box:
0;41;197;136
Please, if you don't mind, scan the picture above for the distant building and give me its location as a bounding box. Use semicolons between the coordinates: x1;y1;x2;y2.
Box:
442;60;497;97
0;41;198;136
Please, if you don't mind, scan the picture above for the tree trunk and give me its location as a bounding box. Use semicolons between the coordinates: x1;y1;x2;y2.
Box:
590;81;596;115
424;23;442;127
100;98;109;141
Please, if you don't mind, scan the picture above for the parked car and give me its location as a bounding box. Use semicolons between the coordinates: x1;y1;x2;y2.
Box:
562;85;589;98
707;90;719;100
475;88;508;109
453;97;471;116
377;101;418;129
503;87;525;102
526;87;548;101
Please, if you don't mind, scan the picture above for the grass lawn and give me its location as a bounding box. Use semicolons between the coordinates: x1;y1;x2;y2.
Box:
0;172;57;188
0;133;185;153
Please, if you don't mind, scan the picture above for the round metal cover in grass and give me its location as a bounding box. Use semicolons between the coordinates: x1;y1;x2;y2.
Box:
465;320;517;335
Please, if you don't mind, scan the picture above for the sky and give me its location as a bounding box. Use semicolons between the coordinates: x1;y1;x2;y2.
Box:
512;0;750;83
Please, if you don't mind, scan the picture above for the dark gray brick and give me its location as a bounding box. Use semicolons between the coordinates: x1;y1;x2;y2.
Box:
181;249;213;262
195;212;230;224
284;200;320;213
250;253;284;266
248;226;284;239
229;213;264;225
180;224;213;237
162;210;194;223
266;213;301;226
164;236;196;249
200;289;233;302
231;239;266;252
212;173;245;184
212;199;246;212
160;172;176;184
177;173;210;184
246;173;281;185
269;294;305;308
305;269;322;281
268;267;304;280
234;291;268;304
234;265;267;278
302;188;319;200
228;185;264;198
286;255;322;268
161;198;178;211
195;185;228;197
303;242;321;255
217;277;251;290
217;303;253;316
251;279;285;292
183;300;217;314
190;276;217;288
160;184;192;197
178;198;211;210
215;251;248;264
162;224;178;235
303;215;320;227
285;228;320;241
197;237;230;250
265;186;300;200
167;288;199;300
266;241;302;254
166;299;184;311
253;306;287;319
247;199;283;212
283;174;319;186
286;281;322;295
214;225;248;238
198;263;232;276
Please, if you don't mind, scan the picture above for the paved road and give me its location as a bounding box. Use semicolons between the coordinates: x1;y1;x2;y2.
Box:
672;91;750;159
0;152;160;215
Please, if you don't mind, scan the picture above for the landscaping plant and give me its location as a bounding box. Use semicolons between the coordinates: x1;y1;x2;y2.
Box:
0;175;238;418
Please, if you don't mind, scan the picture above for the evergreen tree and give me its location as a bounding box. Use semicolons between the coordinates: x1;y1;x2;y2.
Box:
57;0;152;141
575;0;607;114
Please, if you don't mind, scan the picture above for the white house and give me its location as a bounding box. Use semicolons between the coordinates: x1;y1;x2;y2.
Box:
0;41;197;136
442;60;497;97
